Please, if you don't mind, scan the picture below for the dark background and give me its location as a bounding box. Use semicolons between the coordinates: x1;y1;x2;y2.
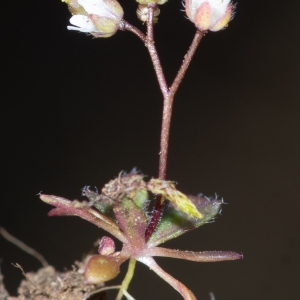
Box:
1;0;300;299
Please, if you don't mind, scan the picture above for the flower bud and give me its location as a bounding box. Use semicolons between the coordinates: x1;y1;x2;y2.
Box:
136;0;167;5
98;236;115;255
136;4;160;23
85;255;121;284
185;0;233;32
64;0;124;38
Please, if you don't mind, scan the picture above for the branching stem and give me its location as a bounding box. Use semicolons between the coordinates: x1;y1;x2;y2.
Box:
157;29;205;180
119;20;147;43
145;7;205;240
121;9;205;241
169;30;205;97
146;4;169;98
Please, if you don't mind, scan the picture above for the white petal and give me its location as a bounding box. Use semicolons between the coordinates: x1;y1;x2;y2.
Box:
68;15;97;32
187;0;231;27
78;0;116;19
210;0;231;25
189;0;206;20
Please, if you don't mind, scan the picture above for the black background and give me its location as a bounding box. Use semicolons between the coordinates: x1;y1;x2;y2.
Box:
1;0;300;299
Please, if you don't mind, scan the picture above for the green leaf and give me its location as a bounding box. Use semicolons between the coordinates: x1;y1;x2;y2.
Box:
147;195;221;247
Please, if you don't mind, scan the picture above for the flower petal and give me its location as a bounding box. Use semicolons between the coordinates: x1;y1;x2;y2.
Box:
185;0;233;31
194;1;212;31
68;15;97;32
78;0;116;19
210;2;233;31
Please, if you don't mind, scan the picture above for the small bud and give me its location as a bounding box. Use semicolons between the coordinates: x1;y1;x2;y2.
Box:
85;255;121;284
65;0;124;38
136;4;160;23
98;236;115;255
185;0;234;32
136;0;167;5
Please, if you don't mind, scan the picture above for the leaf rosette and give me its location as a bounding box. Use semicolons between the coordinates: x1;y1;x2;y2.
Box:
40;170;241;300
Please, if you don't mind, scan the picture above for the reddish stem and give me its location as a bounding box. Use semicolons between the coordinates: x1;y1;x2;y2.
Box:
119;20;147;43
121;11;205;241
169;30;205;97
144;5;167;242
145;4;169;98
158;30;205;179
145;194;162;241
146;29;205;241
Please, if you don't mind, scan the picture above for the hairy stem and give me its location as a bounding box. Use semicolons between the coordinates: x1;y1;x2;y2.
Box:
119;20;147;43
158;92;173;179
144;89;174;241
122;14;205;240
169;30;205;97
146;30;205;240
158;30;204;180
144;4;170;241
158;30;204;178
116;258;137;300
146;4;169;98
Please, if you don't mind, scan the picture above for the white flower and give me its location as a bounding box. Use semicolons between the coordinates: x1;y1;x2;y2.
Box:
64;0;124;38
185;0;233;32
68;15;98;32
77;0;118;20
